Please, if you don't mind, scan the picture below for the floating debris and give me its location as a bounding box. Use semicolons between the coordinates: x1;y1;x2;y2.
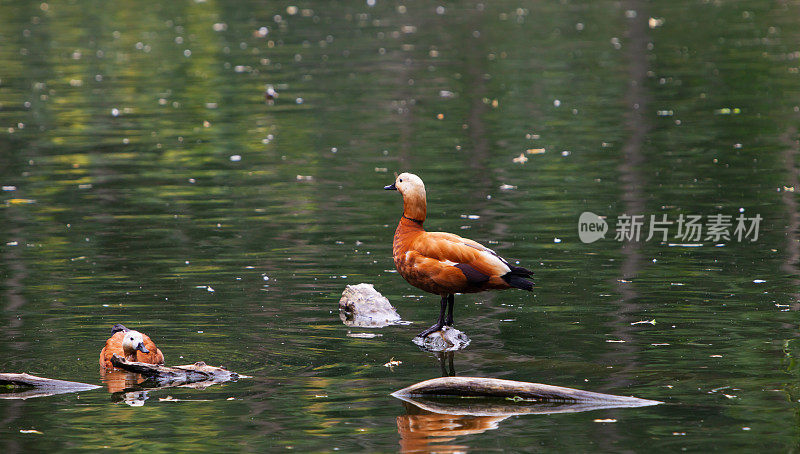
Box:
6;198;36;205
526;148;545;154
499;184;517;190
631;319;656;326
715;107;741;115
264;85;278;104
753;279;766;284
648;17;664;28
346;332;381;339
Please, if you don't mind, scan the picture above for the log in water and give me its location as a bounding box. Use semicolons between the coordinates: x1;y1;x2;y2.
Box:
0;372;100;400
109;354;243;387
392;376;661;406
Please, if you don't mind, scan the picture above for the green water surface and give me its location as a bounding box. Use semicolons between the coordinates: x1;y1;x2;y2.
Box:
2;0;800;452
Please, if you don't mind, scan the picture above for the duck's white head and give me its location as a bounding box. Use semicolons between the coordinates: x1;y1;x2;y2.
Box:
121;330;149;355
384;172;427;222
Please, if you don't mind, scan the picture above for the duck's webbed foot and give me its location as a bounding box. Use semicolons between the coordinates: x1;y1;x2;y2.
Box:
417;321;445;338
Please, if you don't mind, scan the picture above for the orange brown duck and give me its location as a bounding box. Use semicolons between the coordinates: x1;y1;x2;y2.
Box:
385;172;534;338
99;324;165;369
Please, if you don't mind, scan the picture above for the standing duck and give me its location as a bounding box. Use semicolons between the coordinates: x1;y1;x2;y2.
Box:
100;324;165;369
385;173;534;338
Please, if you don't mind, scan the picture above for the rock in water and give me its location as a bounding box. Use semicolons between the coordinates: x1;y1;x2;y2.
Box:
339;283;402;327
413;326;470;352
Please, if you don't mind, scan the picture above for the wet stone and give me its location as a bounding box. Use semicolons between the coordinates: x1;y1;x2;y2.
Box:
339;283;401;328
413;326;470;352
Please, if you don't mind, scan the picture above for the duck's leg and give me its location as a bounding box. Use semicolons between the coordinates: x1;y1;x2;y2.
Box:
417;295;447;338
444;294;455;326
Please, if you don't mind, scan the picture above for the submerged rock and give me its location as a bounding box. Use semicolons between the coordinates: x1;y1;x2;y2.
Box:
413;326;470;352
339;283;401;328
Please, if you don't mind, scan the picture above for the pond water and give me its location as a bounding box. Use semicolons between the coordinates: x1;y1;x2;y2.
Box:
2;0;800;451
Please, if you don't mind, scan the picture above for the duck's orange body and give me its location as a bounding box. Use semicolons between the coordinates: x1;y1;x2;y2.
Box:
99;324;165;369
392;218;518;295
385;173;533;337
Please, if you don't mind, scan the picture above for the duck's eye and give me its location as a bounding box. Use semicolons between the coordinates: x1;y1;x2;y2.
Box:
399;178;403;182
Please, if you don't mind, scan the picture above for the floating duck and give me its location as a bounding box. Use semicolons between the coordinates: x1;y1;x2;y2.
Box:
385;173;534;338
100;324;165;369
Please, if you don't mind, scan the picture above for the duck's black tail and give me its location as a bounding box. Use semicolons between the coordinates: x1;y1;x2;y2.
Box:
501;265;534;291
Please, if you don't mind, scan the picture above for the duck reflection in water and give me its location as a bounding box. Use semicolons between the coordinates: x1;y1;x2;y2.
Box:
397;401;510;453
100;368;147;394
436;351;456;377
100;368;151;406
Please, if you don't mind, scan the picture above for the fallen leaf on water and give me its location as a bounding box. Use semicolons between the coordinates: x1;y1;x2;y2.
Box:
383;357;402;369
526;148;546;154
512;153;528;164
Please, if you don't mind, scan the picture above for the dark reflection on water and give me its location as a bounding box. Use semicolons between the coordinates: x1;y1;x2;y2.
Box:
2;0;800;451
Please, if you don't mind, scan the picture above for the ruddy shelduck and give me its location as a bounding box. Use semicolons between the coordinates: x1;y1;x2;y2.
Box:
385;172;534;338
100;324;165;369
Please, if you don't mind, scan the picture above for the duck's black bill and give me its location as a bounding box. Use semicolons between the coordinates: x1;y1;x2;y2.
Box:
384;183;397;190
136;343;150;354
